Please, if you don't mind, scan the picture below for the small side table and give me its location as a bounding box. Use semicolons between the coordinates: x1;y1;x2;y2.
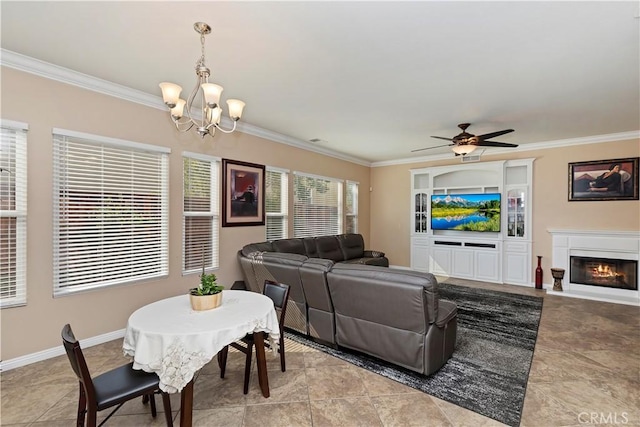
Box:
551;268;565;291
231;280;247;290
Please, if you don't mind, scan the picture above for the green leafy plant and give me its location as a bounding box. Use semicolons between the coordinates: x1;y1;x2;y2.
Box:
190;272;224;296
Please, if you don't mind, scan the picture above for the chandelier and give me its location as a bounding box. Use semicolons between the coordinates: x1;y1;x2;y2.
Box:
159;22;245;138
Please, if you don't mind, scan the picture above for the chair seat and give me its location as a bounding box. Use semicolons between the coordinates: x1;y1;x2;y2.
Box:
93;362;162;410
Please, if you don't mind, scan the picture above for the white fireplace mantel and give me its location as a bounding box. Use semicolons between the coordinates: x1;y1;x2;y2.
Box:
548;229;640;306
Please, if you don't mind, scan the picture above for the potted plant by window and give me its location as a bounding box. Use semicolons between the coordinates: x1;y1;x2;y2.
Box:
189;271;224;311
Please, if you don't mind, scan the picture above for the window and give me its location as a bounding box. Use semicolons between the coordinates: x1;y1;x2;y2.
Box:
183;153;220;274
52;129;170;296
1;121;27;308
265;167;288;240
346;181;359;233
293;172;342;238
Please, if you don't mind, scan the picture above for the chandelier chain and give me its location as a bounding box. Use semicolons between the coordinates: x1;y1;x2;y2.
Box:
198;32;207;69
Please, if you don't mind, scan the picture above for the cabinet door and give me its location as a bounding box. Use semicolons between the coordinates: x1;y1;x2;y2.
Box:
411;238;429;272
452;249;474;278
503;241;531;285
430;246;452;275
506;188;527;238
504;252;529;284
414;192;429;233
475;250;501;282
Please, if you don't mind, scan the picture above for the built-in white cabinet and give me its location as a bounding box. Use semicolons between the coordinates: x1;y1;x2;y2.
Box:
410;158;534;286
502;159;534;285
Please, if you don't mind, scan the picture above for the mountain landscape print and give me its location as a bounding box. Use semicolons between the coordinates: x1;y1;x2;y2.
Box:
431;193;501;232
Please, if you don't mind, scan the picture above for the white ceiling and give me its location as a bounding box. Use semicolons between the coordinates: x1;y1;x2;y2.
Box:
2;1;639;164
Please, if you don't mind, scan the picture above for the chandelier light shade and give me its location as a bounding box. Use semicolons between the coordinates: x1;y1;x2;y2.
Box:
159;22;245;138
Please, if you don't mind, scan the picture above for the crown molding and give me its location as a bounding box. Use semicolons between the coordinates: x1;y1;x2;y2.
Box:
3;49;636;169
0;49;371;167
1;49;163;109
235;121;370;166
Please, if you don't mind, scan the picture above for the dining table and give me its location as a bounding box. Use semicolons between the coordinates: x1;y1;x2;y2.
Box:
122;290;280;426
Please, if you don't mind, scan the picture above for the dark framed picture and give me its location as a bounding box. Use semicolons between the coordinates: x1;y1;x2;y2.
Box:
568;157;639;201
222;159;265;227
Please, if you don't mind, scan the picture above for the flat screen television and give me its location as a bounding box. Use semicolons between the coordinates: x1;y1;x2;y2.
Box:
431;193;501;232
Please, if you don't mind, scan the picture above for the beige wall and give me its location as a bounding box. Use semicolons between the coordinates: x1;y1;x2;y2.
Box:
2;66;638;362
370;140;640;276
0;68;370;360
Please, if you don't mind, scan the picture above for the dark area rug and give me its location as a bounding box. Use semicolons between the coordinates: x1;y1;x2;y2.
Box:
285;282;543;426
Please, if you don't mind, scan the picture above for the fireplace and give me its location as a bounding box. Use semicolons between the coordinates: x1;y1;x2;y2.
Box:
570;256;637;290
549;229;640;306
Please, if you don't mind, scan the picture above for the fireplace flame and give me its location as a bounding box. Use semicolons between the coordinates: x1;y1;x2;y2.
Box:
592;264;619;279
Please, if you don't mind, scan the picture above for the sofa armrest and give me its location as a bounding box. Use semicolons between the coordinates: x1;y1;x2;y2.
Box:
434;300;457;328
363;250;385;258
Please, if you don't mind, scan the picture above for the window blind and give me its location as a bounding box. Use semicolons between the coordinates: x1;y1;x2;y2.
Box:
265;168;288;240
346;181;359;234
293;172;342;238
0;122;28;308
52;132;169;295
183;154;220;274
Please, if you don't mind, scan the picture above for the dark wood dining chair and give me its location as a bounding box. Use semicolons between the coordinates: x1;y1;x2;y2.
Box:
61;324;173;427
218;280;290;394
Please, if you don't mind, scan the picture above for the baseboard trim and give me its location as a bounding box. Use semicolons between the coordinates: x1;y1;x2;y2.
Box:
0;329;125;372
389;264;413;270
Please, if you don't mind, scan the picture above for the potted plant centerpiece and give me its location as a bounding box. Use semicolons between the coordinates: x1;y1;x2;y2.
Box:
189;268;224;311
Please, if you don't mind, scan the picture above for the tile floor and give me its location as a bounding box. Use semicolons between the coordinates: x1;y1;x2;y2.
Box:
1;278;638;426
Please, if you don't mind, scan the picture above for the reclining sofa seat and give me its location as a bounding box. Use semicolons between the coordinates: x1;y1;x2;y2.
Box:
326;264;457;376
238;233;457;375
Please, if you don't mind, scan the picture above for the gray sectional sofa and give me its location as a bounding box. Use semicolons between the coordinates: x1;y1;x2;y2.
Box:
238;233;457;376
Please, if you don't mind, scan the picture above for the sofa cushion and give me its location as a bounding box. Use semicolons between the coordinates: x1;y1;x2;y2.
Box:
302;238;318;258
315;236;345;262
272;238;306;255
337;233;365;260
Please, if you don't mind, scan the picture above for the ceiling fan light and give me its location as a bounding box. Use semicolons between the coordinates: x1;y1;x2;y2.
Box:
452;144;477;155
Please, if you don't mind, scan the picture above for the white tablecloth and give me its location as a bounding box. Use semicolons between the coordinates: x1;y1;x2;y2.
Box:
123;290;280;393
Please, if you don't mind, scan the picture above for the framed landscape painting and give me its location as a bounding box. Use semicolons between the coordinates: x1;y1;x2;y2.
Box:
222;159;265;226
568;157;639;201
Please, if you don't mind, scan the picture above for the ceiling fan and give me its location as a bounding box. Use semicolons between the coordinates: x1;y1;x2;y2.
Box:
412;123;518;156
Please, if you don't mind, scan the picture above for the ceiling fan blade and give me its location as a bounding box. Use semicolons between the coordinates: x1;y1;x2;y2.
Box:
411;143;454;153
430;136;455;141
476;129;514;140
476;141;519;148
